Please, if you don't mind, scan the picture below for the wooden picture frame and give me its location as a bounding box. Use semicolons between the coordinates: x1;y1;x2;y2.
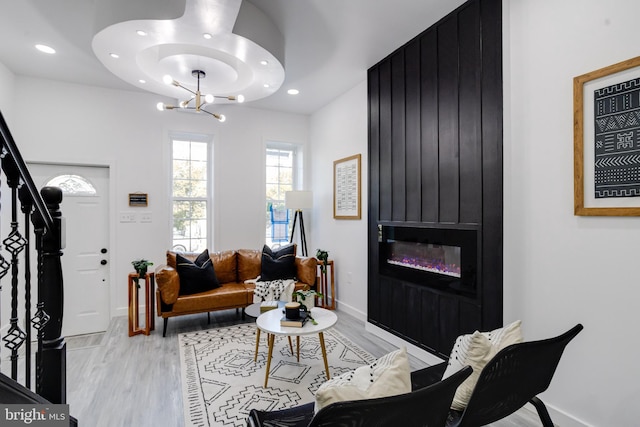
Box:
333;154;361;219
574;56;640;216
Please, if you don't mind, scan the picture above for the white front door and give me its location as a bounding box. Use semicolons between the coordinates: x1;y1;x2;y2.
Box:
28;163;110;336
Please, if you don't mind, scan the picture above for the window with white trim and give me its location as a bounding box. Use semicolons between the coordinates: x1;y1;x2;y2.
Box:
265;142;302;248
171;136;212;252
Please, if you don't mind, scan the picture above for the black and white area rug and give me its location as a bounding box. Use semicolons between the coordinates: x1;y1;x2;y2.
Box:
179;323;376;427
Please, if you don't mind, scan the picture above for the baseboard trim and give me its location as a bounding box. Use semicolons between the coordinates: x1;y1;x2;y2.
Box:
333;300;366;322
364;322;445;366
543;402;593;427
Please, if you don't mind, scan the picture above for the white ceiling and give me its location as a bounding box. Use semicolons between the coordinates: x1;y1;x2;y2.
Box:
0;0;464;115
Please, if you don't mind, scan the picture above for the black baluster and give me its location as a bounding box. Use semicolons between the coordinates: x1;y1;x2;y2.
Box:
2;179;27;380
20;186;33;388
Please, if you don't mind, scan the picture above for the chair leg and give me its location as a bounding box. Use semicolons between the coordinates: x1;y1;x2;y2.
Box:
207;312;211;324
162;318;168;337
530;396;554;427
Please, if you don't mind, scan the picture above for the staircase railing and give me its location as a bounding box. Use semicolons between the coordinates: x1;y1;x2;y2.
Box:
0;110;67;406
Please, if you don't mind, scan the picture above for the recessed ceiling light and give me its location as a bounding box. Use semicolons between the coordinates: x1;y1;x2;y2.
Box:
110;53;120;59
136;30;147;36
139;79;146;84
263;83;270;88
287;89;299;95
260;60;269;66
35;44;55;54
203;33;212;39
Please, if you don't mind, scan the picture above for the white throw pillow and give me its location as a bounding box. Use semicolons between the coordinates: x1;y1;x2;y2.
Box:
442;320;523;411
314;347;411;413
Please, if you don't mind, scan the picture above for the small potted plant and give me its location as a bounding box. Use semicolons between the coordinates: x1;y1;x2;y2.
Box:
131;259;153;288
316;249;329;273
293;285;323;312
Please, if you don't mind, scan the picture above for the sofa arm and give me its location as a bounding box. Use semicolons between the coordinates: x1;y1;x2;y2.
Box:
155;265;180;305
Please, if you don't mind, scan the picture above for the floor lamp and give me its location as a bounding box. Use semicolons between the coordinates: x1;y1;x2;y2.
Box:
285;191;313;257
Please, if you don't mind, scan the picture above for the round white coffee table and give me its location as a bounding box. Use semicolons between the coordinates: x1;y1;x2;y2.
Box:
256;307;338;387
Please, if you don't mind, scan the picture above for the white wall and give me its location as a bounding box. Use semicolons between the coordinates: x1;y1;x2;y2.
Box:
2;75;308;318
505;0;640;425
309;81;368;318
0;62;15;123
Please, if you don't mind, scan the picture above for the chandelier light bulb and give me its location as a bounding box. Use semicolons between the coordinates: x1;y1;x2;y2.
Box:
162;74;174;85
204;94;214;104
237;94;245;103
180;100;189;108
156;102;165;111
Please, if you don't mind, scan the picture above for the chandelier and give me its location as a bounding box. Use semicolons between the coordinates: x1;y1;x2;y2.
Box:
156;70;245;122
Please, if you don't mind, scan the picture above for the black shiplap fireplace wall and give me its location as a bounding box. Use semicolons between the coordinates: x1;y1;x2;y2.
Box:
367;0;503;357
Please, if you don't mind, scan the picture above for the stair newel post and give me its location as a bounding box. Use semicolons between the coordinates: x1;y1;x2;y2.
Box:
35;186;66;404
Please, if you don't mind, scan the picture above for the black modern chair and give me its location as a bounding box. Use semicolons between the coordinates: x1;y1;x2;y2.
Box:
247;364;473;427
433;323;583;427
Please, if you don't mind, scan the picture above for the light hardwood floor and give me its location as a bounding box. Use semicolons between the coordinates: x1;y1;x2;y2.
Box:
58;310;543;427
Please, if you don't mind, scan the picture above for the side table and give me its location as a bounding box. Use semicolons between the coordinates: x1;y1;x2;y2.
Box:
128;272;155;336
317;260;335;310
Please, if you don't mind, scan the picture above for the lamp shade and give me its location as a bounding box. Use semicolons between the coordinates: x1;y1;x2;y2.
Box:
285;191;313;210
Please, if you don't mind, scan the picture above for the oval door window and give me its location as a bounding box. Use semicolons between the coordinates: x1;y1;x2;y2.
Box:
45;174;97;196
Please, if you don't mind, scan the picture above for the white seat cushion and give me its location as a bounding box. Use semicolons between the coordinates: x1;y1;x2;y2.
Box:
314;347;411;413
442;320;523;411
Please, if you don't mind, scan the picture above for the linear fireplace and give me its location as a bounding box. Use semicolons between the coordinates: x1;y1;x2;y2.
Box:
378;225;478;296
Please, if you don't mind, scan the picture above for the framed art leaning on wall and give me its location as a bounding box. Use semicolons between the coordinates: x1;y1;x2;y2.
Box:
333;154;361;219
574;55;640;216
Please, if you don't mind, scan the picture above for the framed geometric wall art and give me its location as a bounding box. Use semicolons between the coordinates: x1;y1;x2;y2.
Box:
574;55;640;216
333;154;361;219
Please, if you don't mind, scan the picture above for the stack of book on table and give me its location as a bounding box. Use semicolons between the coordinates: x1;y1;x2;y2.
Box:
260;301;279;313
280;311;309;327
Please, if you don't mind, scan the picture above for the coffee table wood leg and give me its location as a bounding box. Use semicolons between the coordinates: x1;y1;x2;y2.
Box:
287;336;294;356
319;332;330;380
264;333;275;388
296;336;300;362
254;328;261;362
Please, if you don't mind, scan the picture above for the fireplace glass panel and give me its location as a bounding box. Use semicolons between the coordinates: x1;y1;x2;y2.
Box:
379;225;477;296
387;241;461;278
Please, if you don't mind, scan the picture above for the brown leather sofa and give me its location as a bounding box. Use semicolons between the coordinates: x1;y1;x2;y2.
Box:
155;248;318;336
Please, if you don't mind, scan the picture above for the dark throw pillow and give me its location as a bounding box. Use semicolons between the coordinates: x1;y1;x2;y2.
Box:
176;250;219;295
261;244;296;281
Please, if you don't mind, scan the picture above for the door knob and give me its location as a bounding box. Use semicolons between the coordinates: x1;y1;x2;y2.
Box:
101;248;108;254
100;259;107;265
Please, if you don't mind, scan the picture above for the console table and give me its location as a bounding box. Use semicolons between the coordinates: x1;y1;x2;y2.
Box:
317;260;335;310
128;272;155;336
